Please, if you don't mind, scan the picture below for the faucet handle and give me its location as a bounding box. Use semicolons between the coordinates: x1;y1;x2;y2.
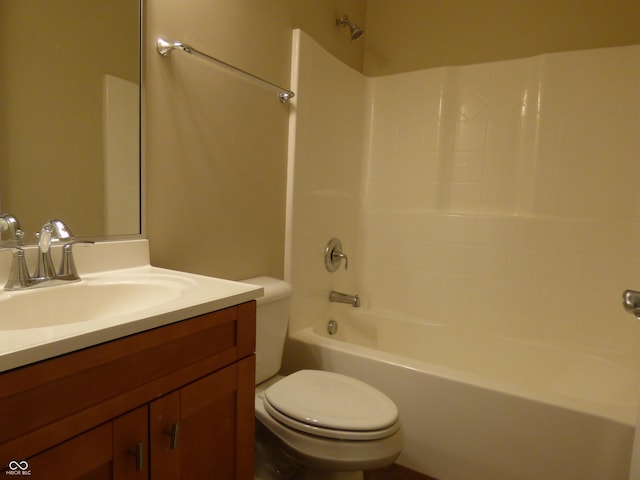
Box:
0;214;24;244
58;240;94;280
332;249;348;270
325;238;349;272
0;247;32;290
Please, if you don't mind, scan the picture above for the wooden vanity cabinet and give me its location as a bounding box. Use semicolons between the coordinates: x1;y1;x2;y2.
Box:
0;301;256;479
27;405;149;480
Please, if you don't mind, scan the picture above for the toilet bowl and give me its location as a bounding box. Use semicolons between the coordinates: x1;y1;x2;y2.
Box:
245;277;403;480
256;371;403;472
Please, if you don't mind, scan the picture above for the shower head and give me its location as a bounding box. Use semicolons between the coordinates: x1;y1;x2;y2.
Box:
336;15;364;40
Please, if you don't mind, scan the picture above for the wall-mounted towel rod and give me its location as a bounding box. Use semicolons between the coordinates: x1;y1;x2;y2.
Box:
156;38;295;103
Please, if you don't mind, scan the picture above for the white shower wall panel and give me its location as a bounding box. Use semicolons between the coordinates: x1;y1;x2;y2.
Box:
365;46;640;218
361;45;640;364
286;30;367;334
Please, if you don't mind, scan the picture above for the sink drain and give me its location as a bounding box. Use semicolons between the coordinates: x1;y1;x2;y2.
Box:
327;319;338;335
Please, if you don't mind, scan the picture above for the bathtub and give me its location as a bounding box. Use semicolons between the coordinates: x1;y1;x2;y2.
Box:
281;309;639;480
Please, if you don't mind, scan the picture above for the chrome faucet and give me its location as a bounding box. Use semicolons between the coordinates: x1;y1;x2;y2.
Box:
329;290;361;308
57;240;94;280
1;219;93;290
34;220;74;281
33;222;57;281
0;214;24;244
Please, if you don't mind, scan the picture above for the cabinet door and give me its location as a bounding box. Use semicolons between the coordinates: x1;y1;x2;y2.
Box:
113;406;149;479
149;389;180;479
23;406;148;480
150;356;255;480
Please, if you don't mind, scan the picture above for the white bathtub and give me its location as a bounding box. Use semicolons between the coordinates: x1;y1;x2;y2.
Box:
281;309;639;480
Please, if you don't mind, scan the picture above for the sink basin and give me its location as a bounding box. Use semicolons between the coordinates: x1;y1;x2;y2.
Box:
0;273;195;330
0;261;263;372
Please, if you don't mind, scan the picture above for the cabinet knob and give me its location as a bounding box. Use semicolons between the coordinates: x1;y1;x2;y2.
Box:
164;422;180;450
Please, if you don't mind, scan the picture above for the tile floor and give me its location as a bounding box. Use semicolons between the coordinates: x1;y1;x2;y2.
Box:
364;464;436;480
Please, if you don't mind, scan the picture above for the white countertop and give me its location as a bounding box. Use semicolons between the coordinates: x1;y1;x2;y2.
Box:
0;239;263;372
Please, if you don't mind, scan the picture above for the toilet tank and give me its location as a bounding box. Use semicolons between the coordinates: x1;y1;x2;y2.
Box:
243;276;292;385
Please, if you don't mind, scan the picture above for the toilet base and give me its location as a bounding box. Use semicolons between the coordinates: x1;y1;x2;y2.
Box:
255;421;301;480
255;420;367;480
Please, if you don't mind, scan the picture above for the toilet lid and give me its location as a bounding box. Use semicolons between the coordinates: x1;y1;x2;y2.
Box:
264;370;398;436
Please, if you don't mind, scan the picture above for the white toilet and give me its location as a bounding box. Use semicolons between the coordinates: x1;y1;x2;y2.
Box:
245;277;403;480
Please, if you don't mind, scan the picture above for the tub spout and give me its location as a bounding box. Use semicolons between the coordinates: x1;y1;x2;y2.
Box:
329;290;360;308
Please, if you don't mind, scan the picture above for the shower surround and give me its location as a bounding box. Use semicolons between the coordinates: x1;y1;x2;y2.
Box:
361;44;640;362
285;29;640;477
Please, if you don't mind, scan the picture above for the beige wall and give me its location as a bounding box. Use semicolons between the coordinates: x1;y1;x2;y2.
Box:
145;0;366;280
364;0;640;75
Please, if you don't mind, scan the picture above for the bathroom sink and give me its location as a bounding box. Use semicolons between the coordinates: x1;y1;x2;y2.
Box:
0;273;195;330
0;262;263;372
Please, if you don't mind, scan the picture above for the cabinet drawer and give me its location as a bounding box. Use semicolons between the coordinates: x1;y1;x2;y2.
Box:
0;301;256;466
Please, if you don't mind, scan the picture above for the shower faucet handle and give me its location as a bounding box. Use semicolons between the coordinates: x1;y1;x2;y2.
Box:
325;238;349;272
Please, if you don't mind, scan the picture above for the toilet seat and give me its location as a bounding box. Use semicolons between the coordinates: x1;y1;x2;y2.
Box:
263;370;399;441
263;400;400;440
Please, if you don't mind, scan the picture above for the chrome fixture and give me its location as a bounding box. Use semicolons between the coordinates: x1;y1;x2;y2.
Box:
336;15;365;40
0;214;24;244
623;290;640;319
329;290;360;308
34;220;73;281
325;238;349;272
327;319;339;335
156;38;295;103
58;240;95;281
1;247;31;290
1;219;93;290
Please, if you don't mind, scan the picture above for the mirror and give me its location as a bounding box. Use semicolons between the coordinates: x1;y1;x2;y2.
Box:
0;0;141;243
